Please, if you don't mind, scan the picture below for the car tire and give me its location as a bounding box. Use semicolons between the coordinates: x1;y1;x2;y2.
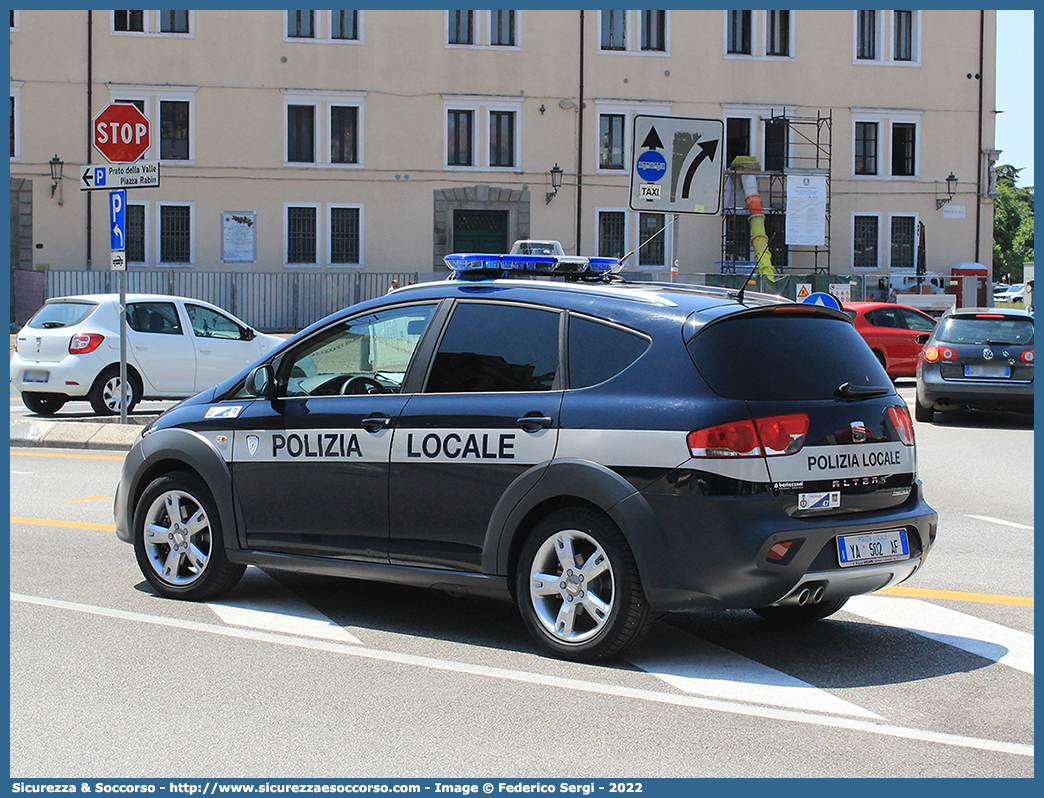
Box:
872;350;887;371
133;470;246;601
516;508;651;662
914;393;934;422
89;366;139;416
753;597;848;623
21;392;67;415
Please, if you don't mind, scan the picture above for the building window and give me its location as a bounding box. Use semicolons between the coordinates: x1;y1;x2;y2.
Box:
766;10;789;56
287;10;315;38
891;122;916;176
894;10;913;62
330;105;358;164
599;114;625;170
727;10;751;54
854;121;878;175
160;10;189;34
856;10;876;59
491;10;515;46
159;204;192;264
447;110;473;167
126;204;147;264
114;10;145;32
725;117;751;168
448;10;473;44
330;206;361;265
287;206;318;264
853;215;880;269
160;100;189;161
725;215;751;262
598;211;627;259
489;111;515;168
890;215;916;270
641;11;666;52
764;117;788;171
601;10;626;51
287;105;315;163
9;93;16;159
332;10;358;40
638;213;666;267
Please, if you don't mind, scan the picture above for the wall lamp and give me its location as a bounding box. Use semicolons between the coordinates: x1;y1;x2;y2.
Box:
49;154;64;205
936;172;958;209
546;163;563;204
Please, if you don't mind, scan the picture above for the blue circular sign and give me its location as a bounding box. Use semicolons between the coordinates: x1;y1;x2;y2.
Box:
636;150;667;182
801;292;843;310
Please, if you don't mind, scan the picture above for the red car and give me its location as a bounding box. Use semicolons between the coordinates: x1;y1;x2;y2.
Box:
843;302;938;378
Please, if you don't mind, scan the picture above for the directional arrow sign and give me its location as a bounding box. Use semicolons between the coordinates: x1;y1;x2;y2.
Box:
81;161;160;191
109;189;126;252
630;115;724;214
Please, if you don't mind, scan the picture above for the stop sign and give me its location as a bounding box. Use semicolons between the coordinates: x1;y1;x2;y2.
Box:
93;102;151;163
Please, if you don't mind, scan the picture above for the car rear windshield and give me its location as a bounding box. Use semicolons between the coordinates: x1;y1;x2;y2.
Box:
934;316;1033;346
687;314;890;401
27;301;97;330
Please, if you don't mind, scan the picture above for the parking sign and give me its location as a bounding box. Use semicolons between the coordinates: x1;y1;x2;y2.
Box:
110;189;126;252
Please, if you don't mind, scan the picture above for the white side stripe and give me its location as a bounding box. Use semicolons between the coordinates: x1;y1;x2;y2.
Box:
845;595;1034;675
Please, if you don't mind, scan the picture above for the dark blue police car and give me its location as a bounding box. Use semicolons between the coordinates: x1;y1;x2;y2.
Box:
114;254;937;661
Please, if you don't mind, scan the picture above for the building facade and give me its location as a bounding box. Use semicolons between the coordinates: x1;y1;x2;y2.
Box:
10;9;998;306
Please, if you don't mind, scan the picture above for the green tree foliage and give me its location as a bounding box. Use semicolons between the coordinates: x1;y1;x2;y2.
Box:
992;164;1034;282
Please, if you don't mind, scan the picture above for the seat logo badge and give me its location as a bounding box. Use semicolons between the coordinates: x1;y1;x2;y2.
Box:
983;348;994;360
246;434;260;456
851;421;867;442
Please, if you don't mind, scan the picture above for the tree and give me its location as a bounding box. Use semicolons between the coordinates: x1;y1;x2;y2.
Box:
992;164;1034;282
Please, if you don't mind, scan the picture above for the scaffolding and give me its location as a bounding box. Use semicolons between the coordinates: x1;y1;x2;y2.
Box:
719;109;832;275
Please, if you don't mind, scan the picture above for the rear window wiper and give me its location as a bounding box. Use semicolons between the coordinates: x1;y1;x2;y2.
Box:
985;339;1017;346
834;382;892;401
42;321;66;328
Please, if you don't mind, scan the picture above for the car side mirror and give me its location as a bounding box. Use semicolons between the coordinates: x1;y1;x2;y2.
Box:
245;364;273;398
915;334;930;345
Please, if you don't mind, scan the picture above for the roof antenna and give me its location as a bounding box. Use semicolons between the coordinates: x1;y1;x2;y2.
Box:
736;232;775;305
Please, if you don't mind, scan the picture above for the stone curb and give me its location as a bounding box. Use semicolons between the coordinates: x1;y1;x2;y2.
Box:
11;418;148;452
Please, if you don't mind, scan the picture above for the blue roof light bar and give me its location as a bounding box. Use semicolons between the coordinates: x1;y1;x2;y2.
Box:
444;253;621;279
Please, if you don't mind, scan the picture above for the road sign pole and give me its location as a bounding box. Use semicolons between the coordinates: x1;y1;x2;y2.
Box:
109;189;129;423
119;272;127;424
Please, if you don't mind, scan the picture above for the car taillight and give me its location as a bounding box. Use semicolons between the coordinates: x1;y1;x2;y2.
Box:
69;333;104;354
1020;350;1034;363
887;406;916;446
688;413;808;458
922;345;956;362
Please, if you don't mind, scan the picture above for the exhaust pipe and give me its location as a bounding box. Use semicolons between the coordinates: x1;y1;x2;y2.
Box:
796;588;811;605
812;586;826;603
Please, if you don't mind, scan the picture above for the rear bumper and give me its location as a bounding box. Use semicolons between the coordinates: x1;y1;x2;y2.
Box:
634;482;937;613
918;369;1034;412
10;351;102;398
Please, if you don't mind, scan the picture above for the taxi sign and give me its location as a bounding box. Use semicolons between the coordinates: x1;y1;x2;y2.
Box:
801;291;843;310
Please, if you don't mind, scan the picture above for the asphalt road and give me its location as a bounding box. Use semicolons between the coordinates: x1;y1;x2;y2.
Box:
7;381;1034;778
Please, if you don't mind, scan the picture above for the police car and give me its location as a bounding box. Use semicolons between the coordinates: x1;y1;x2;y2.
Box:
114;253;937;661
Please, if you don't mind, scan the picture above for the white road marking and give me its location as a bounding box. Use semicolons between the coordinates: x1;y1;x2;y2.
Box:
629;625;883;719
845;595;1034;675
206;567;362;645
966;514;1033;530
10;592;1032;759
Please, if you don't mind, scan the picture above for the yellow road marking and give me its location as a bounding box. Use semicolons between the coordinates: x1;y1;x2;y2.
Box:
879;586;1033;607
63;496;111;502
10;450;124;461
11;516;116;532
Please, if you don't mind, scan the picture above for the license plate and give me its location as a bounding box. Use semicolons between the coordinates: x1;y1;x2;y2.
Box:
965;364;1010;378
22;369;49;384
837;529;909;568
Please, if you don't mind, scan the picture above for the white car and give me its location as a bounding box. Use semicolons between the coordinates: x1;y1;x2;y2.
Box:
996;283;1025;303
11;293;281;415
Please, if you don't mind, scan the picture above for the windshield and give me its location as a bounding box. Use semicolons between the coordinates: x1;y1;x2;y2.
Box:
935;316;1033;346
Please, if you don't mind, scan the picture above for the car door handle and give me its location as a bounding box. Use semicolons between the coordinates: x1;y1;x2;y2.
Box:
516;414;554;432
361;414;393;433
